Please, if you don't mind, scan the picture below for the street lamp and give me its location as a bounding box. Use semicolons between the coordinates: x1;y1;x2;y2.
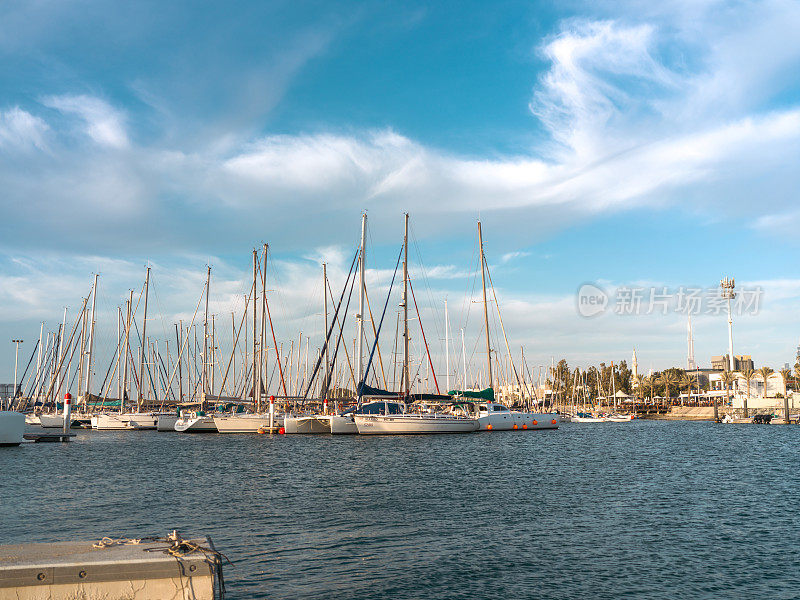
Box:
11;339;23;409
720;278;735;372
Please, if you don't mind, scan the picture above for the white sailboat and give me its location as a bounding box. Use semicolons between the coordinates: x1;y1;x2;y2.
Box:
355;412;478;435
214;412;283;433
174;411;218;433
471;402;559;431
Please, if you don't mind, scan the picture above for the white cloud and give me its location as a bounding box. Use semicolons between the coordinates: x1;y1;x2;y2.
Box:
42;94;129;148
0;107;48;151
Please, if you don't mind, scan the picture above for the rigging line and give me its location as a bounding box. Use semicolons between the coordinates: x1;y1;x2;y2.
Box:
358;245;403;399
302;247;360;399
408;277;440;394
321;261;359;398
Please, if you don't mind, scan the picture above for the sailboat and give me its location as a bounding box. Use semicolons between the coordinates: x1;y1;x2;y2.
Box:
353;214;479;435
446;221;559;433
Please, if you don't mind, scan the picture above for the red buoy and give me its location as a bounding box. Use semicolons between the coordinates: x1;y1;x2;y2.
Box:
487;424;493;431
522;424;528;430
278;427;286;434
532;420;538;426
551;419;557;425
512;424;518;430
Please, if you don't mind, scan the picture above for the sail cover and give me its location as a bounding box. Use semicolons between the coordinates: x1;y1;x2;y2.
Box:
447;388;495;401
356;382;398;397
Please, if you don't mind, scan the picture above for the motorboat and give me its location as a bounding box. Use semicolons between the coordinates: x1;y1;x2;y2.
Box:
174;411;218;433
0;411;25;446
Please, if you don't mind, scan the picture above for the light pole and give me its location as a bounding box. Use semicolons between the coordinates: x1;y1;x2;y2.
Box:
12;339;23;409
720;278;736;372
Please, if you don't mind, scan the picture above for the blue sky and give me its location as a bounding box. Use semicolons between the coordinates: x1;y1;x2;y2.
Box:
2;0;800;386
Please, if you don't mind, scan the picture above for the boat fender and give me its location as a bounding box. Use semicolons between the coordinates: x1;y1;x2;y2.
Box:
532;420;538;426
551;419;557;425
512;424;518;430
522;424;528;430
487;424;493;431
278;427;286;435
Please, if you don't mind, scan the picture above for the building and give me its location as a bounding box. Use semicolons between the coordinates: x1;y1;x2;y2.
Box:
710;354;754;371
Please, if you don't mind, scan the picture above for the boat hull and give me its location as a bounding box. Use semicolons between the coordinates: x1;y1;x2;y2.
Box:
156;414;179;431
354;414;478;435
213;414;282;433
283;415;331;434
174;416;218;433
0;411;25;446
92;413;159;430
328;415;358;435
477;412;559;431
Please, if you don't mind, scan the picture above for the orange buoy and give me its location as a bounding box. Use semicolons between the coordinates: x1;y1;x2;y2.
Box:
513;424;518;430
532;420;538;426
522;424;528;430
551;419;557;425
278;427;286;434
487;424;493;431
257;427;267;434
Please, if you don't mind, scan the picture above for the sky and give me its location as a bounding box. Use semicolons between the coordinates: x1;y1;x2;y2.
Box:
2;0;800;388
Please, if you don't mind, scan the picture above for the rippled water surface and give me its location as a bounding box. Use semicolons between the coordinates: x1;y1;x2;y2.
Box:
2;420;799;599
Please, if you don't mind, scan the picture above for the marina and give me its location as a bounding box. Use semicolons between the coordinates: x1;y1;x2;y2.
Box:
3;0;800;597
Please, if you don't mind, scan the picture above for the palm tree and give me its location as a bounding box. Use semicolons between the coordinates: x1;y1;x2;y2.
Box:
741;368;755;418
780;368;792;394
659;371;678;407
719;370;736;421
679;373;693;406
759;366;774;399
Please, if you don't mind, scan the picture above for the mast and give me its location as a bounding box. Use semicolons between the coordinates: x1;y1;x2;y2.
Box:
176;322;184;403
85;273;99;402
402;213;410;397
478;221;493;391
211;313;216;396
252;249;258;408
323;263;329;393
56;307;67;400
461;328;467;390
202;265;210;400
445;298;449;392
77;299;87;400
260;244;268;404
138;266;150;411
34;322;44;400
357;212;366;389
122;291;133;412
116;308;122;402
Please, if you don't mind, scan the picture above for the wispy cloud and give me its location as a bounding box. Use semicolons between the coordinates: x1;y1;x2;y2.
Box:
0;107;48;152
42;94;129;148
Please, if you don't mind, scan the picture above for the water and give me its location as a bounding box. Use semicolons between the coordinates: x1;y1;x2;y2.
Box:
2;421;799;599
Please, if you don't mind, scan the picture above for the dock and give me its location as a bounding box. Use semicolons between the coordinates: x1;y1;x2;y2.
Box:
0;532;225;600
23;432;76;443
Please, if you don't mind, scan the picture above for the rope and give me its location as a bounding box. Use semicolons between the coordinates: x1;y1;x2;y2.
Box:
93;532;229;598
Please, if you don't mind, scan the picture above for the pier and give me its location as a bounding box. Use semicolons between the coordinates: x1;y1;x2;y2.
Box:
0;532;225;600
